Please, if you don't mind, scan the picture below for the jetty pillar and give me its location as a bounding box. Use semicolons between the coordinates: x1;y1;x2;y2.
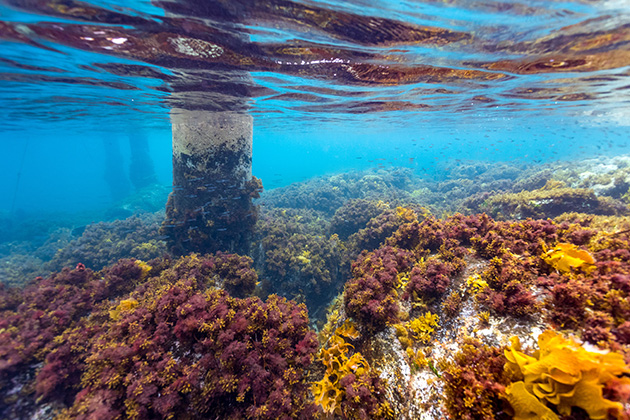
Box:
161;109;262;255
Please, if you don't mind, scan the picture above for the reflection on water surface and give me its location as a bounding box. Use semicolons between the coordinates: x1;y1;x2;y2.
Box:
1;0;630;130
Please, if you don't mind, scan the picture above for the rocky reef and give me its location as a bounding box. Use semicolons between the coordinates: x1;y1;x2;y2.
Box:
2;157;630;419
48;213;168;272
328;210;630;419
1;254;317;419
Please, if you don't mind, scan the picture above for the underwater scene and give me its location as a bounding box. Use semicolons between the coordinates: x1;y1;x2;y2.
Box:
2;0;630;418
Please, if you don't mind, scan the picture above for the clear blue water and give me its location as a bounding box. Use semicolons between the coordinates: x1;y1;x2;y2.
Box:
1;0;629;212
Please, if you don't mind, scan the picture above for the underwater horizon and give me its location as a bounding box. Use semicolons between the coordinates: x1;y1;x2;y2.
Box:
1;0;630;419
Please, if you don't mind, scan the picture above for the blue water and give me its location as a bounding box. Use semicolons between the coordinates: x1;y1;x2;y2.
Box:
1;0;629;212
3;114;628;214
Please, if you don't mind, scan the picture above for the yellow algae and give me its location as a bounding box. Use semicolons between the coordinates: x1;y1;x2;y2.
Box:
396;206;417;223
541;242;596;274
296;250;311;264
109;298;139;321
311;326;392;418
311;334;366;415
335;320;360;340
505;381;560;420
395;272;410;290
406;312;439;343
135;259;152;279
466;273;488;294
505;330;630;420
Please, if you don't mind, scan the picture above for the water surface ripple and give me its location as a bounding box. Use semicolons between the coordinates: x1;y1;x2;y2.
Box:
1;0;630;130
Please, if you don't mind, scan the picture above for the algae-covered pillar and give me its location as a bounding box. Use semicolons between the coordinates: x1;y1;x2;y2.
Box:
157;1;263;255
161;108;262;255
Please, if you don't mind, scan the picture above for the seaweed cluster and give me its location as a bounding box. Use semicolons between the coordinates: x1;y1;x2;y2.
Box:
329;199;390;240
337;210;630;418
48;213;167;272
254;207;345;316
344;245;414;329
61;291;316;419
342;205;418;265
441;338;511;420
311;321;392;419
1;253;319;419
0;259;145;414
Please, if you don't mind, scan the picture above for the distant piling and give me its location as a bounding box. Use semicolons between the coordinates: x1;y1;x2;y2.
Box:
161;109;261;255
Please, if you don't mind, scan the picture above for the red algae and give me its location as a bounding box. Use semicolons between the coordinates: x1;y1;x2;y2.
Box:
338;210;630;418
3;209;630;419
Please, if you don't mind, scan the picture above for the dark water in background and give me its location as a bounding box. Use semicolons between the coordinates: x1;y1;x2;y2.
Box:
1;0;629;214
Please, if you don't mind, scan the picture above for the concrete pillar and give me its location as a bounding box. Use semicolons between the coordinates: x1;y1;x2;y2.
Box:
161;109;262;255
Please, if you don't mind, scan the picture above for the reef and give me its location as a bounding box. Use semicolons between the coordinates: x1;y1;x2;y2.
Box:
408;157;630;218
258;158;630;224
0;209;172;288
260;167;416;216
47;213;168;272
0;217;75;288
480;180;628;220
411;161;538;212
3;159;630;419
252;207;345;319
552;156;630;200
1;252;319;419
331;210;630;419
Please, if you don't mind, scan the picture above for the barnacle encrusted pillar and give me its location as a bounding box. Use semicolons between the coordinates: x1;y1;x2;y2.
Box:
161;109;262;255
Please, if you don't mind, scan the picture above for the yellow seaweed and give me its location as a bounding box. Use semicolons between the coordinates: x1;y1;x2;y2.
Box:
541;242;596;274
335;320;360;340
505;330;630;420
311;333;370;416
109;298;139;321
406;312;439;343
